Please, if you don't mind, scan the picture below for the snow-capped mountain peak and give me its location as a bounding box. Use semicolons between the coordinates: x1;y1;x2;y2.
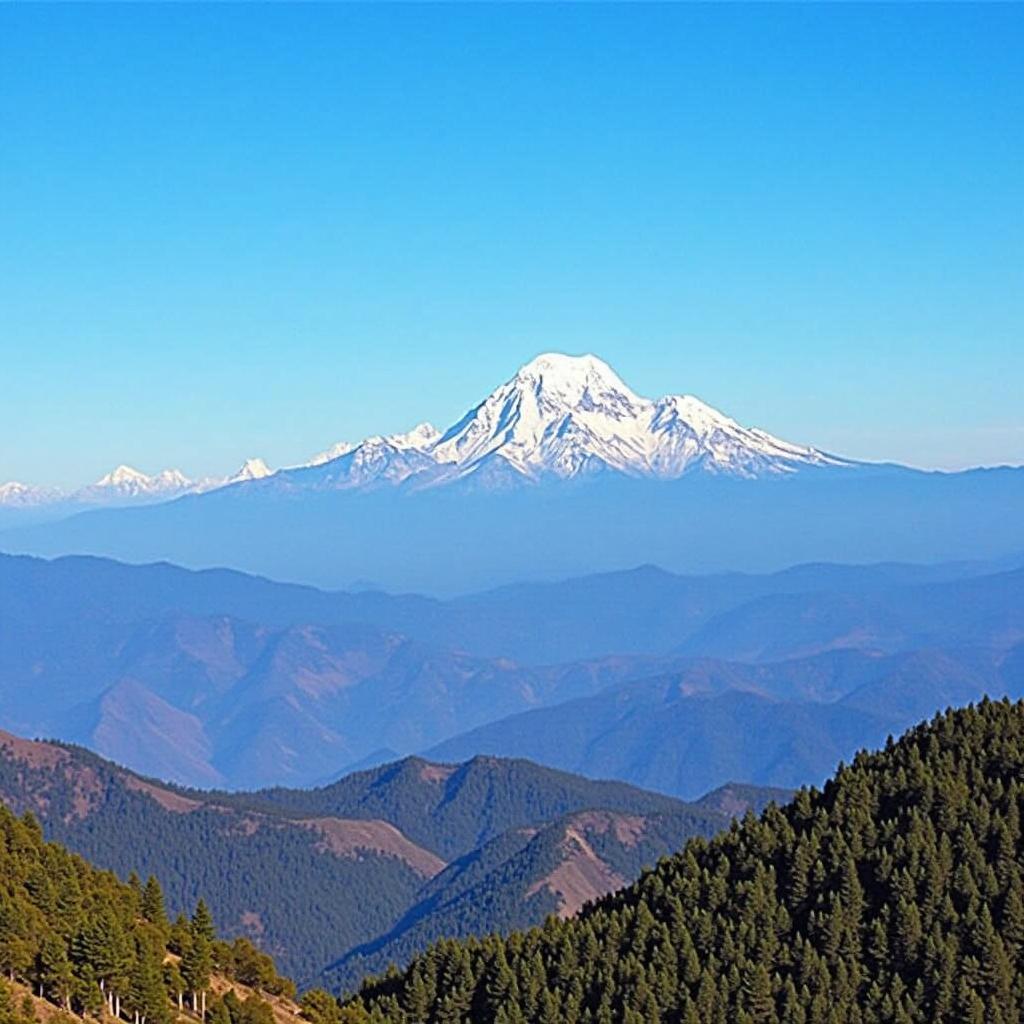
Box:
430;353;650;477
227;458;274;484
307;441;356;468
511;352;644;411
83;465;194;502
645;394;828;477
389;422;441;450
295;424;441;491
0;481;65;507
305;426;438;470
95;464;150;488
424;351;839;483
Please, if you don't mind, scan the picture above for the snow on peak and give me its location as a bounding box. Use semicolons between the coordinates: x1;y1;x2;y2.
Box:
387;422;441;450
429;353;647;476
0;481;64;507
514;352;641;402
426;351;839;483
340;423;441;456
307;441;356;468
227;458;274;483
295;423;442;489
84;465;194;501
95;464;150;487
153;468;192;488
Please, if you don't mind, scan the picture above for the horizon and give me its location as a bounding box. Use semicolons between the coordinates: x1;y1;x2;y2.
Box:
2;4;1022;487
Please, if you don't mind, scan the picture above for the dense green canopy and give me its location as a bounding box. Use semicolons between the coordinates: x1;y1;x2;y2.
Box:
349;699;1024;1023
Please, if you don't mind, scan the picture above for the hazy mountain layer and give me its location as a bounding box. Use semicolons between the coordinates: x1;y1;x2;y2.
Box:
2;552;1022;792
4;354;1022;593
427;645;1024;798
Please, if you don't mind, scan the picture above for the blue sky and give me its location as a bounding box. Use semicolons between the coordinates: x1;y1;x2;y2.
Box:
1;4;1021;487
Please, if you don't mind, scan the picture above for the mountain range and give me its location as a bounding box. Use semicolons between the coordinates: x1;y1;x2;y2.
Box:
1;550;1022;794
5;353;1021;592
0;729;776;991
427;645;1024;798
1;353;839;510
0;458;276;522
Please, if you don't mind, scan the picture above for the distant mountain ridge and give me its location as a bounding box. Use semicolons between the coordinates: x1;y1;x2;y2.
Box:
5;354;1023;591
0;457;276;520
427;643;1024;798
2;551;1023;792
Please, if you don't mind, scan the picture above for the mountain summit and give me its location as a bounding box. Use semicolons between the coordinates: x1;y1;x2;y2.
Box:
278;352;842;493
430;352;838;482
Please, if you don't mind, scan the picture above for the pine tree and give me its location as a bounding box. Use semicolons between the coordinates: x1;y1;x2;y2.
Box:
182;905;214;1021
36;937;73;1010
141;877;169;938
127;936;170;1024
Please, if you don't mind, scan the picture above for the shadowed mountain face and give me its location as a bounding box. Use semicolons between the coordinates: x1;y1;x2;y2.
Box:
0;731;766;991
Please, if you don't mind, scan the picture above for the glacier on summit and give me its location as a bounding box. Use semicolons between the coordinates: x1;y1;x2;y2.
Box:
429;353;841;482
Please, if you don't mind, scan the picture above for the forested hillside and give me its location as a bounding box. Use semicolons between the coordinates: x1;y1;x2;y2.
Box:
324;806;725;992
0;734;760;991
237;755;693;860
350;699;1024;1023
0;732;431;987
0;803;293;1024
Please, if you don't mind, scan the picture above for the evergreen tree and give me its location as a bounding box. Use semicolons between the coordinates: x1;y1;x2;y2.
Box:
182;904;214;1020
141;877;169;940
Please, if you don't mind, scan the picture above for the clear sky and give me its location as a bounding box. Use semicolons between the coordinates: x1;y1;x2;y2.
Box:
1;4;1021;488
